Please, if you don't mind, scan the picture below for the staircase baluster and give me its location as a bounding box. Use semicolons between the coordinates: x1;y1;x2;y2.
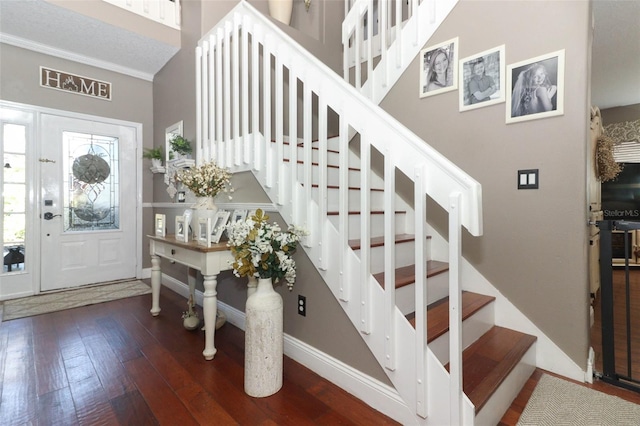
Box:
201;40;210;163
449;192;463;425
215;30;224;165
275;52;285;205
360;135;371;335
233;15;241;166
366;0;374;96
303;84;313;247
384;149;396;370
241;15;250;165
207;37;215;161
224;22;232;168
338;118;350;302
318;95;329;270
288;64;299;223
251;25;260;171
414;163;428;418
196;45;204;161
263;36;272;187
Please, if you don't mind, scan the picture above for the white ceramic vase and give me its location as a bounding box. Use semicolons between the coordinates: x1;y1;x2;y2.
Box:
268;0;293;25
244;277;283;397
191;197;218;240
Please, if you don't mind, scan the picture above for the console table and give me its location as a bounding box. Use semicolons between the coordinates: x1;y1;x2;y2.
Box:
148;235;234;360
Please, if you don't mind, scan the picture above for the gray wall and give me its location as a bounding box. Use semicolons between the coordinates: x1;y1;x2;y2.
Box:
380;0;591;366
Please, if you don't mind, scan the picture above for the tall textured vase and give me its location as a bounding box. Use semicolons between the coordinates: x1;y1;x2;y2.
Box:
268;0;293;25
244;277;284;397
191;197;218;241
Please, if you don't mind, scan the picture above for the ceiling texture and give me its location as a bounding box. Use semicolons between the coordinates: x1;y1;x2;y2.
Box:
0;0;179;81
0;0;638;106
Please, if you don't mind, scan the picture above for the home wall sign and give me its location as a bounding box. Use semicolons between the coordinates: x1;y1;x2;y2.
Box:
40;66;112;101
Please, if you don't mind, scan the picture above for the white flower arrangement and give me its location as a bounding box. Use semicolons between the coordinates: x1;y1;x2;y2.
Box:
176;161;234;199
225;209;308;290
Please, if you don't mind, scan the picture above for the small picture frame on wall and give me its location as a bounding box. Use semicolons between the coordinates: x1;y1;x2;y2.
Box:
459;45;505;112
175;216;187;242
155;214;166;237
506;49;565;124
197;217;212;247
211;210;231;244
419;37;459;98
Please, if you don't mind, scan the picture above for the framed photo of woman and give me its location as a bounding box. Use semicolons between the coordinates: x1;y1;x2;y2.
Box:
419;37;459;98
506;50;565;124
459;45;505;112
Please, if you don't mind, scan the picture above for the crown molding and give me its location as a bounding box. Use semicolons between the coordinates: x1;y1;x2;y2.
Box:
0;33;154;82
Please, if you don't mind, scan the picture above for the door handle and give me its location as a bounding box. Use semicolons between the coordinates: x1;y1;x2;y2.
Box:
43;212;62;220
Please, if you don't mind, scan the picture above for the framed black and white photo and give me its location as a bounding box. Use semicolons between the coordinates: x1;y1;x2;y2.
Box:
506;50;565;124
211;210;231;244
175;215;187;242
231;209;248;223
459;45;505;112
155;214;166;237
197;217;212;247
419;37;458;98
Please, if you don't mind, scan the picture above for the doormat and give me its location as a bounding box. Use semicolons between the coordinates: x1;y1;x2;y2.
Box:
1;280;151;321
517;374;640;425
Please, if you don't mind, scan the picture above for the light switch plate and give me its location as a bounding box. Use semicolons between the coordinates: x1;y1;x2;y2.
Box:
518;169;539;189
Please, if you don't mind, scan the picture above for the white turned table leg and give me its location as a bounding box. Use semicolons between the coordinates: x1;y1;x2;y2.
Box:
202;274;218;360
150;254;161;316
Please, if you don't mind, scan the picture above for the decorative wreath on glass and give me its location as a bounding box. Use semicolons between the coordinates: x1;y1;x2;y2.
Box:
225;209;308;290
176;161;234;199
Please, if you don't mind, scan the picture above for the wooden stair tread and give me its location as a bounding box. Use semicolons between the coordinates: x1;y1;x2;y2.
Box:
407;292;496;343
373;260;449;289
449;326;537;413
349;233;419;250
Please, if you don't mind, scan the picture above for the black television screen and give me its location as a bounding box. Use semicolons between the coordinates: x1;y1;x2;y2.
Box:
602;162;640;221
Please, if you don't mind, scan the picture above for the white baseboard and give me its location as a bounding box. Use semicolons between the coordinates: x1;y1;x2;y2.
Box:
152;271;407;423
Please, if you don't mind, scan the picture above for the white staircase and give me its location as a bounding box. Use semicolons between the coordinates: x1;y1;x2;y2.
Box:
343;0;459;104
195;2;538;424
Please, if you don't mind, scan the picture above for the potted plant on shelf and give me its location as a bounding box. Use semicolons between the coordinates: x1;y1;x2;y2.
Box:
142;146;164;169
169;135;192;159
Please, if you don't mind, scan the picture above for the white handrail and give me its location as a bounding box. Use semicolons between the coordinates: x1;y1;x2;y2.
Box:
196;2;481;422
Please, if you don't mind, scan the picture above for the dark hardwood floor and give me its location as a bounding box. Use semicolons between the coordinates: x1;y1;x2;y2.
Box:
0;284;399;425
2;279;640;425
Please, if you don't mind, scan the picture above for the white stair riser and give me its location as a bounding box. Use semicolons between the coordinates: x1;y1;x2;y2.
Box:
294;164;386;189
354;240;416;274
475;345;536;426
429;302;495;366
284;145;360;165
328;212;407;239
395;270;449;316
316;187;385;211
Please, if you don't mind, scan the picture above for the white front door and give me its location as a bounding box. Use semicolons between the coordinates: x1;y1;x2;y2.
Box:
40;114;137;291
